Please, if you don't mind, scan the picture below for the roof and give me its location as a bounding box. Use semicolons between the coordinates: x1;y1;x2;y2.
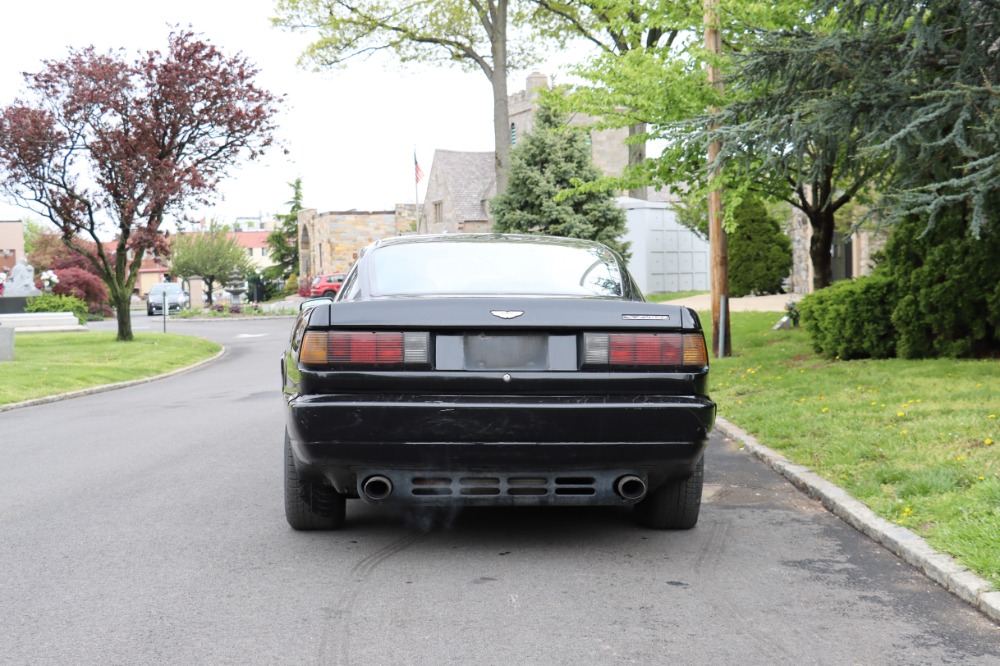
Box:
230;231;269;249
431;150;496;221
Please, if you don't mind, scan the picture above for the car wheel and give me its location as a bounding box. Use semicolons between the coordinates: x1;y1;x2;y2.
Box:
322;290;336;298
633;455;704;530
284;430;346;530
147;307;153;316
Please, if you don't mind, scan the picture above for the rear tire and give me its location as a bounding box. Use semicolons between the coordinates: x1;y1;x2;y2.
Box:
322;290;336;298
284;431;346;530
633;455;704;530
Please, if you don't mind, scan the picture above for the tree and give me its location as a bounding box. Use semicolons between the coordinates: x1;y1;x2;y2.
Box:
273;0;543;194
0;31;279;341
264;178;304;281
490;104;629;259
726;198;791;297
528;1;686;198
169;225;255;307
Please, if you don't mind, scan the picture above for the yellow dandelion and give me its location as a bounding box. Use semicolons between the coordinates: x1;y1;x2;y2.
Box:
900;429;908;434
956;455;966;461
989;414;996;419
979;476;986;481
986;438;994;446
897;411;905;417
821;407;830;413
870;401;878;406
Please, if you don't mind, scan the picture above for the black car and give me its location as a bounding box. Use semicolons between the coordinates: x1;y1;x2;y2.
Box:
281;234;715;530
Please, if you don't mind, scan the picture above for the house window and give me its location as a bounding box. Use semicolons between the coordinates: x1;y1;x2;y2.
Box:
433;201;443;225
261;247;268;257
511;122;517;145
247;248;253;256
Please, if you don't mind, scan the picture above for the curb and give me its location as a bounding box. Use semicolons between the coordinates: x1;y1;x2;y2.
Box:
0;346;226;413
716;417;1000;625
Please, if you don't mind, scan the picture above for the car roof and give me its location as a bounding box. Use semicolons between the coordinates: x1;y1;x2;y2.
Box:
370;233;612;252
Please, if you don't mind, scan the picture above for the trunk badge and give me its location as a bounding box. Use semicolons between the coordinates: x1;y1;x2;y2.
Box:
622;314;669;320
491;310;524;319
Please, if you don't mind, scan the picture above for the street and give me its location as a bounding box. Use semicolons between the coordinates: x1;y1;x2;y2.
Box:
1;317;997;665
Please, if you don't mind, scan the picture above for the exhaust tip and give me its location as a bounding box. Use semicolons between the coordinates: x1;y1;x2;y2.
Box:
362;475;393;501
615;475;647;501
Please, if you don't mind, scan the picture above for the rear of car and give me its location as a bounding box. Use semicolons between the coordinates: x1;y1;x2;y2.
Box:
147;282;185;316
281;234;715;530
309;273;346;298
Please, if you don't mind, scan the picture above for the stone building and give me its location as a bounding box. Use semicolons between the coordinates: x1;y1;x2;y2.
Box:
0;220;25;276
420;150;496;234
786;206;887;294
298;204;417;278
507;72;631;183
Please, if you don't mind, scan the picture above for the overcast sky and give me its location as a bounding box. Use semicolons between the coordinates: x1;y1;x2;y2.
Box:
0;0;586;229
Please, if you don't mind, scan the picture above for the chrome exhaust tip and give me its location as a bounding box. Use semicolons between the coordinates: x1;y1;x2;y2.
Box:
615;475;647;501
362;475;393;501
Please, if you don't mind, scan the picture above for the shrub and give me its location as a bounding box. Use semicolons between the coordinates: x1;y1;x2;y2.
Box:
298;276;312;297
799;274;897;359
25;293;88;324
284;272;299;297
728;198;792;297
884;214;1000;358
51;267;109;314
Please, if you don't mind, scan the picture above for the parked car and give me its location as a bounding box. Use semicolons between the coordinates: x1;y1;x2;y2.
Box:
309;273;346;298
147;282;186;316
281;234;715;530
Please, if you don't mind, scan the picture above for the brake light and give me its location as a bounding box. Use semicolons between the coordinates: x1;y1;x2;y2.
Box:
300;331;429;366
584;332;707;368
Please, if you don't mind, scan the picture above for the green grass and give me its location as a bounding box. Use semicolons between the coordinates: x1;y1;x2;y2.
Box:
0;332;221;407
707;312;999;588
646;290;709;302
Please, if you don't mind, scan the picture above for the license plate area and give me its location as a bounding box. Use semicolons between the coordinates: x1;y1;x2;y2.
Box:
464;333;548;370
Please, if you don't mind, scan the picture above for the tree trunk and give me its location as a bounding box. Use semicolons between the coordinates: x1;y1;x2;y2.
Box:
809;208;836;291
490;0;510;195
113;291;133;341
628;122;647;200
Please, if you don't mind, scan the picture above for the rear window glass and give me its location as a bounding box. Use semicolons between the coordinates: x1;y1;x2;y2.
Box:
369;240;624;297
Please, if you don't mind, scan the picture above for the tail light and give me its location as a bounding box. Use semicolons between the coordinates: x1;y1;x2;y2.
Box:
300;331;430;367
583;332;707;368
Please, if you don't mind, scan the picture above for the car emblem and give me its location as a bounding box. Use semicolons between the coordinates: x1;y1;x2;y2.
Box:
491;310;524;319
622;314;669;320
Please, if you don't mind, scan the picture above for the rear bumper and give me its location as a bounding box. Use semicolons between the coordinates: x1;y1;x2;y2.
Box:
286;393;715;501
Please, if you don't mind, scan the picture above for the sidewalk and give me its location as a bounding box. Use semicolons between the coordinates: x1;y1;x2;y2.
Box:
661;293;798;312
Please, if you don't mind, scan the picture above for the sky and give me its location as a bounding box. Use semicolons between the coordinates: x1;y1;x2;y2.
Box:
0;0;586;230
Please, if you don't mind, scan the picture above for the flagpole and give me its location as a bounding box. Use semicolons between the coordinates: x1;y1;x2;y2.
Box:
413;147;423;233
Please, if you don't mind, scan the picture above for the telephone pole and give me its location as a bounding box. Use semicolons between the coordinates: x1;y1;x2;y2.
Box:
704;0;731;358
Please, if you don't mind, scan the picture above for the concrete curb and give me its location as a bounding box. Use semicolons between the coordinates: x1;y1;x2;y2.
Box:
716;417;1000;624
0;346;226;413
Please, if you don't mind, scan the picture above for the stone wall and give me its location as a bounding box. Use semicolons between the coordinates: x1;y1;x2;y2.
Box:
298;207;414;278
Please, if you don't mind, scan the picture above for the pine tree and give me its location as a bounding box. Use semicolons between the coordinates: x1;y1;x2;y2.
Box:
490;104;630;260
264;178;303;281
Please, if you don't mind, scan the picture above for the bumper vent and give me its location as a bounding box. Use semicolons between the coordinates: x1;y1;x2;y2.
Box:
355;470;643;506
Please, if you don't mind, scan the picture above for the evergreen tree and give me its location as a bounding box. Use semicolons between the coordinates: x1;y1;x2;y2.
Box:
490;104;630;260
727;198;791;297
264;178;303;281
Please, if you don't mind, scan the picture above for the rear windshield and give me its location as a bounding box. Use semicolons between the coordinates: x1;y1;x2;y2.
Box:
369;240;624;297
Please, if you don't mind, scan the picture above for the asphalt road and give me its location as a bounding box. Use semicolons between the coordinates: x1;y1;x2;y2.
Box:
1;317;997;665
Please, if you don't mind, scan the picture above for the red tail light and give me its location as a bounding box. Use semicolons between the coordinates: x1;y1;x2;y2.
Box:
584;332;707;368
300;331;429;366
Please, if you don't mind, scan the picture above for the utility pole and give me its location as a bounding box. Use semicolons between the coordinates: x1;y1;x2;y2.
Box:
704;0;731;358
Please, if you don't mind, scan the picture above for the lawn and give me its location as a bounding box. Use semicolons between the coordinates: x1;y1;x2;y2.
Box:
0;332;221;407
707;311;999;588
646;290;708;302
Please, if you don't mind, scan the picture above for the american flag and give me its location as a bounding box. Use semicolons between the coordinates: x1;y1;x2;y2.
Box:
414;152;425;184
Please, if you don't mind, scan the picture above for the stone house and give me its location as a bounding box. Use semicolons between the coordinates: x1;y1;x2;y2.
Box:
420;150;496;234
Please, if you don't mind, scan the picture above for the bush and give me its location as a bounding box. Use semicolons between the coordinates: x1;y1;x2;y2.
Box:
297;276;312;297
25;293;88;324
728;198;792;297
799;274;897;359
884;214;1000;358
284;272;299;297
51;267;109;315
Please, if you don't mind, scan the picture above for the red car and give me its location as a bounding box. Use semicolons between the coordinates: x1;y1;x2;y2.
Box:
309;273;346;298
